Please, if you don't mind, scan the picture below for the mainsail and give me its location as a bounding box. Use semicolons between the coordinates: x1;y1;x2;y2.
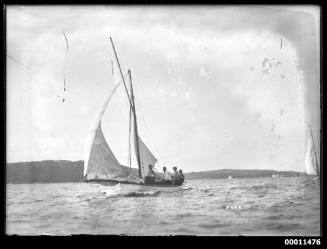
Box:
304;126;319;176
84;83;128;180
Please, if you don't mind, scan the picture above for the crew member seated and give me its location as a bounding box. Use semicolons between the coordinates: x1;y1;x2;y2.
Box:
162;166;172;184
177;169;185;184
145;164;156;184
172;167;179;185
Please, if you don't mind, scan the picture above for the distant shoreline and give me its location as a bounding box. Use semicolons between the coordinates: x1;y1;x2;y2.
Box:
6;160;303;184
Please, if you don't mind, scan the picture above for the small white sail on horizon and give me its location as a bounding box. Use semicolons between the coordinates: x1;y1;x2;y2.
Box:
304;125;319;176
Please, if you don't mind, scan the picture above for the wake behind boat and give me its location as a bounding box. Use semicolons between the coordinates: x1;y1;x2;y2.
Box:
84;37;184;187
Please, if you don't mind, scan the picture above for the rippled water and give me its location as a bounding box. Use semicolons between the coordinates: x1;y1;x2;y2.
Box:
6;177;320;235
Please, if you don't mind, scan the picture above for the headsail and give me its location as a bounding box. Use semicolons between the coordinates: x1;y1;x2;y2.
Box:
84;83;127;180
304;126;319;176
136;135;158;178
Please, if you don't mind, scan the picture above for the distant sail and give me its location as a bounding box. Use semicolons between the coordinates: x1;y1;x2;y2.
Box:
136;135;157;178
84;83;126;180
304;127;319;175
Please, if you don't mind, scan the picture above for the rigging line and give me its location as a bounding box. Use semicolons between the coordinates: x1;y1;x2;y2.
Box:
114;71;129;87
6;54;33;72
132;93;166;168
137;105;167;168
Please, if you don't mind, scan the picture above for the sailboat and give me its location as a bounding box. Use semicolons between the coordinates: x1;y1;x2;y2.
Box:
304;125;320;179
83;37;183;187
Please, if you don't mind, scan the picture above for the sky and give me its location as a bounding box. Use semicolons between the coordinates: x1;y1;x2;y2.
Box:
6;5;320;173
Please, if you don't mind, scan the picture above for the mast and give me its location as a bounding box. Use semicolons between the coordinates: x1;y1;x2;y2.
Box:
308;125;319;175
109;37;134;110
128;99;132;175
128;69;142;178
109;37;142;178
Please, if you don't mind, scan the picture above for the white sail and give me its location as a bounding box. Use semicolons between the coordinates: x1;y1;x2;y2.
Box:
84;83;122;178
85;122;129;180
304;127;319;175
136;135;157;178
83;37;169;185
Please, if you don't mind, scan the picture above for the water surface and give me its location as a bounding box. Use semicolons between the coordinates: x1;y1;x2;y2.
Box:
6;177;320;235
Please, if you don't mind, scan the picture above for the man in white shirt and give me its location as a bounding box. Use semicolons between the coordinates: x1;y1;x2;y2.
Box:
162;167;172;184
145;164;156;184
172;167;179;185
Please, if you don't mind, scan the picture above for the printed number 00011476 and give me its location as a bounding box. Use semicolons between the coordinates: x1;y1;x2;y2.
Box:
284;239;321;246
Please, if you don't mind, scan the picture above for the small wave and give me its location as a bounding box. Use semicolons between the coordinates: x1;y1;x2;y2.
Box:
266;215;283;220
100;183;122;196
265;223;300;231
123;190;162;198
181;187;193;191
246;204;263;211
198;222;230;229
176;213;193;218
9;219;30;223
266;213;303;220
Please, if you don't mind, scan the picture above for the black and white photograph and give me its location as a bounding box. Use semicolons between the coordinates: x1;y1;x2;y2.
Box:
6;5;320;236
